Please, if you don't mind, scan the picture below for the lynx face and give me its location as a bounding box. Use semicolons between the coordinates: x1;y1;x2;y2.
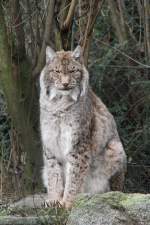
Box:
42;46;88;101
46;55;82;91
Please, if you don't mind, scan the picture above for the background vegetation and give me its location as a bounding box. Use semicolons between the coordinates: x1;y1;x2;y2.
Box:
0;0;149;203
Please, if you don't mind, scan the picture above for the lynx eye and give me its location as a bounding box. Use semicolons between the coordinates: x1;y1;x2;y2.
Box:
69;70;76;73
69;66;76;73
55;70;61;73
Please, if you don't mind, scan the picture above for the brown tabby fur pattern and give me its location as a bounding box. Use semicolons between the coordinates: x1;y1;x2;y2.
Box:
39;46;127;208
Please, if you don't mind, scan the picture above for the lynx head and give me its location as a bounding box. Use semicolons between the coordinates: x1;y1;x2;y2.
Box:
41;46;89;101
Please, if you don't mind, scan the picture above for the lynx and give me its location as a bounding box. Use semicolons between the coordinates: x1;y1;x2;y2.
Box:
39;46;127;208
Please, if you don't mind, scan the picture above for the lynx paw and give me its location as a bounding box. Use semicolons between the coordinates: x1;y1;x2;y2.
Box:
61;200;73;209
43;199;63;208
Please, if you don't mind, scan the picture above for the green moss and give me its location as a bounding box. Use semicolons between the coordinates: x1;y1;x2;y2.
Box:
0;209;8;217
73;194;93;208
74;192;126;210
73;192;150;215
121;193;150;208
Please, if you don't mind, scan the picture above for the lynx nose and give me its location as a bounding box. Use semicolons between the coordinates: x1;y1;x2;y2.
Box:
62;82;69;87
61;76;70;88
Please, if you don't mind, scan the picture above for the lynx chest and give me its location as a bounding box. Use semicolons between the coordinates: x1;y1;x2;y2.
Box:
40;108;80;162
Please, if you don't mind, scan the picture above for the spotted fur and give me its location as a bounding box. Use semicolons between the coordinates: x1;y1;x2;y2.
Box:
39;46;127;208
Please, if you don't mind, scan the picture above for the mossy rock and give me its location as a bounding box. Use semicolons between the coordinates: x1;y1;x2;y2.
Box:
67;192;150;225
1;192;150;225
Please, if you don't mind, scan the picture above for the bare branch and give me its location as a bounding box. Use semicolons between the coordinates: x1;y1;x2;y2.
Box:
33;0;55;78
87;0;104;38
136;0;142;18
81;0;104;65
62;0;77;30
107;0;127;44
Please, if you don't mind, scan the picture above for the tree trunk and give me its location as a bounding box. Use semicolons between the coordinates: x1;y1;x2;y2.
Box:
0;2;42;195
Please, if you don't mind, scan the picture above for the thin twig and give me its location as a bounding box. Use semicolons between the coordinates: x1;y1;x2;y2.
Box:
87;0;105;37
82;0;104;51
8;10;37;28
144;0;150;60
96;39;150;68
57;2;71;21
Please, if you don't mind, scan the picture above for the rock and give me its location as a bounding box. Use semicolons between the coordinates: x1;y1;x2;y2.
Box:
67;192;150;225
9;193;48;208
1;192;150;225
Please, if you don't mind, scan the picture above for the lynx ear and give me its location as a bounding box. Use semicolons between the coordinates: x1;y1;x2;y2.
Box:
46;46;56;63
72;45;83;61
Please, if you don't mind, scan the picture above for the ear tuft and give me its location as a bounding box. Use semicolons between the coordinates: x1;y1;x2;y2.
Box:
46;46;56;63
72;45;83;61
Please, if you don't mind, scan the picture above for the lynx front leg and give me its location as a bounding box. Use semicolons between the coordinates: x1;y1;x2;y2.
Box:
62;151;90;208
45;156;64;206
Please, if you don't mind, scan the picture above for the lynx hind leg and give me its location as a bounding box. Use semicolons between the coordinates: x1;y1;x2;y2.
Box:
105;139;127;191
110;171;125;191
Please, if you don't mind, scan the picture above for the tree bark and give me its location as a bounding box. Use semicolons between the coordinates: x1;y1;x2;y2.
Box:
0;2;42;193
33;0;55;77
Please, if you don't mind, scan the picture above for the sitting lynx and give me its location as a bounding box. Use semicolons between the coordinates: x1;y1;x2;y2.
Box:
39;46;127;208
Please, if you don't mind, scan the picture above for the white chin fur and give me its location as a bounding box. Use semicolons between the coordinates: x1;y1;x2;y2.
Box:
70;87;81;101
48;87;80;102
49;88;57;100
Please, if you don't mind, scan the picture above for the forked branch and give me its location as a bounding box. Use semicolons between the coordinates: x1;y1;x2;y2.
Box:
62;0;77;31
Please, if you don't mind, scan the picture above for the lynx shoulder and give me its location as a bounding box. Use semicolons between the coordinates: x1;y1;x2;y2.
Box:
39;46;127;208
